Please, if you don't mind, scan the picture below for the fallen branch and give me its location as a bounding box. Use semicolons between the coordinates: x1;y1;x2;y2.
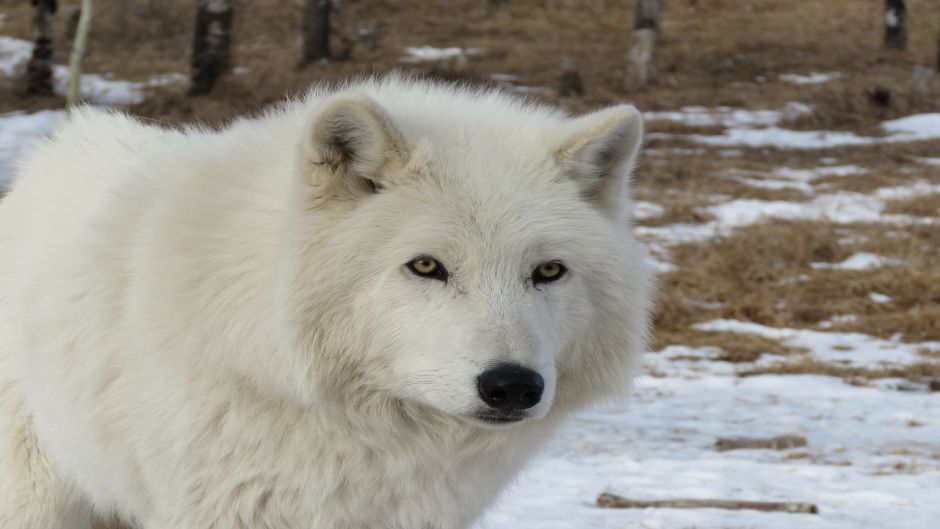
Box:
715;434;807;452
597;492;819;514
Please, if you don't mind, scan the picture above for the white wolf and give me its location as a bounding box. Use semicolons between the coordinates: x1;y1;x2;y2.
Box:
0;76;652;529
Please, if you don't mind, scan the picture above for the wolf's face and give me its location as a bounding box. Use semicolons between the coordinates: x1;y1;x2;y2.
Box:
283;90;649;428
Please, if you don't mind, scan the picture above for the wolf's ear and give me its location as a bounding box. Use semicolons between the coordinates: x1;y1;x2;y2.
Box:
554;105;643;219
304;93;409;196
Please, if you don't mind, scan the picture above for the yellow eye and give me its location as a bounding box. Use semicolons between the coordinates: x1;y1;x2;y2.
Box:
533;261;567;284
413;258;437;274
407;256;448;282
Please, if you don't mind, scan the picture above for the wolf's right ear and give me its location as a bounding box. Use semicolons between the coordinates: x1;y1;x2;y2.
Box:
303;93;409;196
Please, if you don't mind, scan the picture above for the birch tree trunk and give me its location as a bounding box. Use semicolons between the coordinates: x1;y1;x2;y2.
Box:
26;0;57;97
884;0;907;50
189;0;233;96
302;0;332;63
67;0;95;108
626;0;660;89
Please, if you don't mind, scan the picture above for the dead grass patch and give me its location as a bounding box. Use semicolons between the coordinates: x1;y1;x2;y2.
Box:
652;219;940;352
883;193;940;217
652;329;805;363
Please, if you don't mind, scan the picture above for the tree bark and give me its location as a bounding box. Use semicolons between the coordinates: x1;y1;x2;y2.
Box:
189;0;233;96
67;0;95;107
936;13;940;70
26;0;57;97
626;0;660;89
302;0;332;63
884;0;907;50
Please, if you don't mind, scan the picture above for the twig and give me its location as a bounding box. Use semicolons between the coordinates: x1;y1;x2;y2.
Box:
597;492;819;514
715;434;807;451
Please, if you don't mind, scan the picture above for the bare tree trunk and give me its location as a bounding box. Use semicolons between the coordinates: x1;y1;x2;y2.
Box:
884;0;907;50
189;0;233;96
67;0;95;108
26;0;57;97
302;0;332;63
626;0;660;89
936;13;940;70
559;58;583;97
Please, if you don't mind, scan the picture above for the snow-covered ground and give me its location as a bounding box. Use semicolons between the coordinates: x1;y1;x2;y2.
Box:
2;31;938;529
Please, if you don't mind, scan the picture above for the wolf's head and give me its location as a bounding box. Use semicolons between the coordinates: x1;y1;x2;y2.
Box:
278;81;652;429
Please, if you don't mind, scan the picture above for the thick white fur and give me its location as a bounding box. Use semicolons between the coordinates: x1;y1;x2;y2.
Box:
0;76;652;529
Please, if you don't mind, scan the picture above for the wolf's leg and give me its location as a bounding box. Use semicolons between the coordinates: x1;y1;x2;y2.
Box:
0;377;93;529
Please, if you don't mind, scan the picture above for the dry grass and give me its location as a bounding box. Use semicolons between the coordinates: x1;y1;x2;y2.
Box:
653;219;940;361
883;193;940;217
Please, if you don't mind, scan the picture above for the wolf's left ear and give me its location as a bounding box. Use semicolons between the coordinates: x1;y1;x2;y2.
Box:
554;105;643;219
304;93;409;196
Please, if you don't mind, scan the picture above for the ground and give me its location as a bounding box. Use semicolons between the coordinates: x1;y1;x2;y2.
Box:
1;1;939;528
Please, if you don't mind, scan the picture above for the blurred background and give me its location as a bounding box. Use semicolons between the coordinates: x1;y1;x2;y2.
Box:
1;1;939;528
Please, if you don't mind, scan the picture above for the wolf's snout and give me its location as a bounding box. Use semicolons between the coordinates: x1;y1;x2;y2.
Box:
476;364;544;411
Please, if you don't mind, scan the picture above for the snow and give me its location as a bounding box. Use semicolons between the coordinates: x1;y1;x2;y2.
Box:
881;113;940;142
644;103;811;128
0;35;32;76
870;292;892;304
693;319;935;368
646;103;940;148
689;113;940;148
779;72;843;85
810;252;902;271
481;355;940;529
631;201;665;220
400;46;485;62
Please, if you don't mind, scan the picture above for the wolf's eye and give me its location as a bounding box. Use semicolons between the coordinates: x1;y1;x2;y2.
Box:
532;261;567;284
406;256;448;282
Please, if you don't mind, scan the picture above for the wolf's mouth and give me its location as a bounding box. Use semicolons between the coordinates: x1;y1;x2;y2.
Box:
469;411;526;426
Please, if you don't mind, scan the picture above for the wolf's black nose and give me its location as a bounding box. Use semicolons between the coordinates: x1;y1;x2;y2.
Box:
477;364;544;411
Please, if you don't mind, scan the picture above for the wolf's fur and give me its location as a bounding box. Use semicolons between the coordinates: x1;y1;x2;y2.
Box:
0;77;652;529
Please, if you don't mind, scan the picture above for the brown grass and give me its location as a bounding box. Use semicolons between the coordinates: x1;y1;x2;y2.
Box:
883;193;940;217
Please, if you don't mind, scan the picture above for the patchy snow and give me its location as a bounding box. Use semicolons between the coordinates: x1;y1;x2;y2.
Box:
0;110;66;188
917;157;940;166
631;201;665;220
691;126;879;149
881;113;940;141
480;349;940;529
870;292;892;304
708;181;940;230
645;102;940;149
774;165;866;181
811;252;903;271
693;319;932;368
0;35;32;76
400;46;485;62
687;113;940;149
779;71;843;85
644;103;811;128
